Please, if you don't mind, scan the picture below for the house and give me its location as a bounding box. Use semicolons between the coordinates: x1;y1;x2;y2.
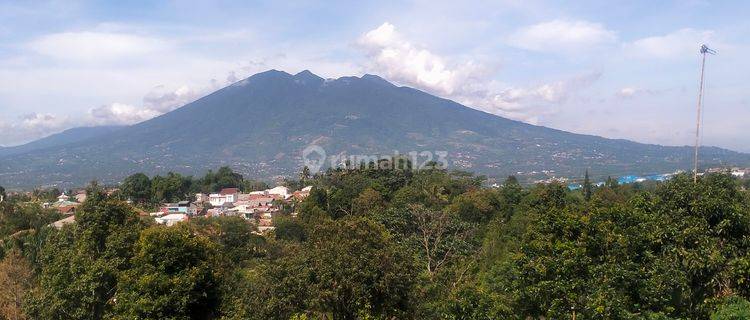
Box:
248;186;292;199
155;213;189;226
58;193;70;202
731;168;747;178
293;186;313;201
220;188;240;196
51;215;76;229
266;186;291;199
58;205;77;215
53;193;79;208
209;188;240;206
159;201;198;215
227;204;258;220
195;193;209;203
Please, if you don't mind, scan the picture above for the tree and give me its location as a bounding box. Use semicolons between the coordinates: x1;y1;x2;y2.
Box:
273;216;307;242
0;250;33;320
299;166;311;184
115;225;221;319
446;190;496;224
0;202;60;238
121;173;152;205
239;179;268;193
351;188;385;216
305;217;416;318
583;169;593;201
151;172;191;202
26;185;142;320
503;175;518;186
214;166;243;190
189;216;266;265
711;296;750;320
410;204;475;280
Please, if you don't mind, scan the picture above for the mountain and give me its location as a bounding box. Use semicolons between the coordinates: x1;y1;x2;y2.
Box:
0;126;124;157
0;70;748;188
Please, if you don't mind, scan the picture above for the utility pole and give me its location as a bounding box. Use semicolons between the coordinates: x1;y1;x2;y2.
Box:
694;44;716;183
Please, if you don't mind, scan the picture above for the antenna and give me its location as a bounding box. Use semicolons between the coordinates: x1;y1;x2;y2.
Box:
694;44;716;183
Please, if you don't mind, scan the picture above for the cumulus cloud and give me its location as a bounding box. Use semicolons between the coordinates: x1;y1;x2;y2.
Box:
1;82;214;141
507;20;617;52
625;28;715;59
142;85;203;113
28;31;167;62
358;22;483;96
85;72;237;126
358;22;599;123
86;103;161;126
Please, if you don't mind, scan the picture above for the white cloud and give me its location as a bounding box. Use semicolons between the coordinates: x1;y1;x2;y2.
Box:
358;22;483;96
625;28;715;59
507;20;616;52
358;22;599;123
615;86;659;99
142;85;203;113
0;113;71;146
85;72;237;126
87;103;161;126
28;31;167;62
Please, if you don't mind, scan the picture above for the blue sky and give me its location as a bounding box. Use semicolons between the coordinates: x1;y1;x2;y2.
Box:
1;0;748;151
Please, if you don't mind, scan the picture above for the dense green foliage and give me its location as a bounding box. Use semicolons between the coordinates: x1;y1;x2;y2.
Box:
2;169;750;319
121;167;268;206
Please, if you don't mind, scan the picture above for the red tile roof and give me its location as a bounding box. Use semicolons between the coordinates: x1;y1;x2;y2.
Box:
220;188;240;195
58;205;77;214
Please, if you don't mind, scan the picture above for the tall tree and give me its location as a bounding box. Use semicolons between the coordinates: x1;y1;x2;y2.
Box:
115;225;221;319
299;166;311;184
121;173;152;205
305;217;416;319
410;204;475;280
26;184;142;320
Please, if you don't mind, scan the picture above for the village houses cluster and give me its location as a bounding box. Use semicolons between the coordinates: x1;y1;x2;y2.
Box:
41;185;313;232
151;185;312;232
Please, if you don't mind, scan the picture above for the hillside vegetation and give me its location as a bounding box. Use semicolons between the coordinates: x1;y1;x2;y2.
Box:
2;166;750;319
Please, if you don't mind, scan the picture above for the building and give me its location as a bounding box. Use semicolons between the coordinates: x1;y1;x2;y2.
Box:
57;193;70;202
58;205;77;215
159;201;198;215
52;192;79;209
246;194;279;208
266;186;291;199
731;168;747;178
249;186;292;199
50;215;76;229
209;188;239;206
293;186;313;201
155;213;189;226
195;193;209;203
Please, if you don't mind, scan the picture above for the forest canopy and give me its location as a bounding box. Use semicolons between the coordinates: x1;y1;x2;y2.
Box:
1;167;750;319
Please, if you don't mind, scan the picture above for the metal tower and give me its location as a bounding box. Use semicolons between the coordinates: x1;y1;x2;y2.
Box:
694;44;716;183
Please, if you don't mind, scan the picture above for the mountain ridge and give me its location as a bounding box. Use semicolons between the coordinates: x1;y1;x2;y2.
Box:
0;126;124;157
0;70;747;188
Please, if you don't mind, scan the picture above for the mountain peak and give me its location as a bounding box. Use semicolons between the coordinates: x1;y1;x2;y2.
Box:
361;74;394;86
294;70;324;84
